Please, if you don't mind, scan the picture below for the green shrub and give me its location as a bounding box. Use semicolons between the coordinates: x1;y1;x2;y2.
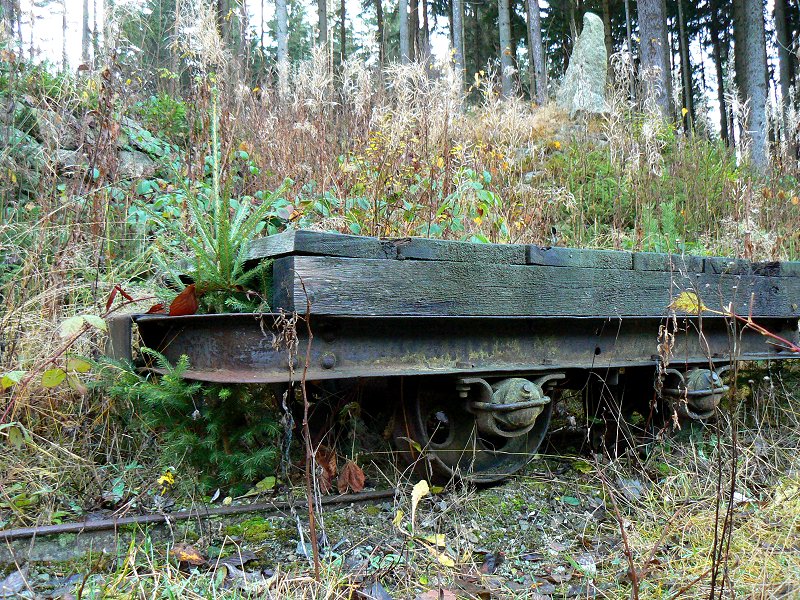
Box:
103;351;281;492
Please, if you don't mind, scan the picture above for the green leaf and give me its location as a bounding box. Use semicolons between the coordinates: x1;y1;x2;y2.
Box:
1;371;26;390
572;460;593;474
66;357;92;373
82;315;107;332
7;426;24;449
59;315;86;338
41;369;66;388
255;476;276;491
561;496;580;506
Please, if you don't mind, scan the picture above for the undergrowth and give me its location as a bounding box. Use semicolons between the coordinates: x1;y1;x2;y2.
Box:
1;16;800;598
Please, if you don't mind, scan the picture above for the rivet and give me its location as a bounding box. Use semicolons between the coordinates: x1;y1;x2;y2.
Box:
321;353;336;369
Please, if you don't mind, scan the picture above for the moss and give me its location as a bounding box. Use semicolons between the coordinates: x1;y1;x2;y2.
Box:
363;505;381;517
224;517;294;544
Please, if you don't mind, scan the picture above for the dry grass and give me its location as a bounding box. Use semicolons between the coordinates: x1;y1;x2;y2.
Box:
2;28;800;598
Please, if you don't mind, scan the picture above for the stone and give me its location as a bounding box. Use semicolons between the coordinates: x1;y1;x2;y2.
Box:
117;149;156;179
54;149;89;173
556;12;608;117
31;107;80;150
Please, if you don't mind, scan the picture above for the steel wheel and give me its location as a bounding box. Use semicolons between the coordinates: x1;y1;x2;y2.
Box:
394;377;554;484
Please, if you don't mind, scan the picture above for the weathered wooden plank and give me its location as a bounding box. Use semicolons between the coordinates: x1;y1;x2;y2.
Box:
633;252;704;273
752;261;800;277
527;246;633;270
394;237;526;263
248;230;393;261
249;229;526;264
704;256;753;275
272;256;800;318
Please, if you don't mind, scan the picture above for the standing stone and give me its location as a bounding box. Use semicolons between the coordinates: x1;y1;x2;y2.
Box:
556;12;608;116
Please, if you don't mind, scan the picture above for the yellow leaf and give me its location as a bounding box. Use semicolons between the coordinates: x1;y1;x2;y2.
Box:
437;156;444;169
670;291;708;315
681;107;689;116
411;480;430;530
430;548;455;567
424;533;446;547
157;470;175;487
393;509;405;527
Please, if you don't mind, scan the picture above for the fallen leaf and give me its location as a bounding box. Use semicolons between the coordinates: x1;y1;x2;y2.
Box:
423;533;446;547
337;460;366;494
431;549;455;568
0;565;27;597
218;550;257;568
356;580;393;600
171;543;206;566
169;284;198;316
316;446;337;494
415;590;457;600
145;303;167;314
479;551;505;574
411;480;430;530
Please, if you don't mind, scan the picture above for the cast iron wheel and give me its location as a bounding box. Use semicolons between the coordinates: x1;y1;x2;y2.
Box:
394;377;554;484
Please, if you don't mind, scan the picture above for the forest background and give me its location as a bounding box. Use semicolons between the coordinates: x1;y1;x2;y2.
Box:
3;0;800;597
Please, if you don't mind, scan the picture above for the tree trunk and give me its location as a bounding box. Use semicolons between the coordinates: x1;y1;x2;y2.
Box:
676;0;693;132
81;0;90;65
623;0;634;97
774;0;795;157
339;0;346;62
318;0;328;47
601;0;612;61
62;0;68;70
399;0;410;62
410;0;419;60
376;0;384;67
276;0;288;81
733;0;769;171
452;0;464;85
92;0;99;64
638;0;672;118
498;0;513;96
421;0;430;62
526;0;546;104
709;0;729;145
568;0;577;43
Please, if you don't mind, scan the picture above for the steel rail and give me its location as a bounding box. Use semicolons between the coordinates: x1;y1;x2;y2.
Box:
0;489;396;542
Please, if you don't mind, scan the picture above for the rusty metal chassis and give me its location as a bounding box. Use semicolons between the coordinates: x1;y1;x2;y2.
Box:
107;312;800;386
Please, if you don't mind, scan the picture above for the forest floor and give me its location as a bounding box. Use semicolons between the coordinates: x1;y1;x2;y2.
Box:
4;378;800;600
4;56;800;599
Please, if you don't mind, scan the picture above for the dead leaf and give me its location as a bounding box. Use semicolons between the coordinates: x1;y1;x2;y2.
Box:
337;460;366;494
356;580;393;600
479;551;504;574
411;480;430;530
218;550;257;568
0;565;27;597
454;577;492;600
169;284;198;316
669;290;708;315
170;543;206;567
316;446;337;494
145;303;167;314
415;590;457;600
